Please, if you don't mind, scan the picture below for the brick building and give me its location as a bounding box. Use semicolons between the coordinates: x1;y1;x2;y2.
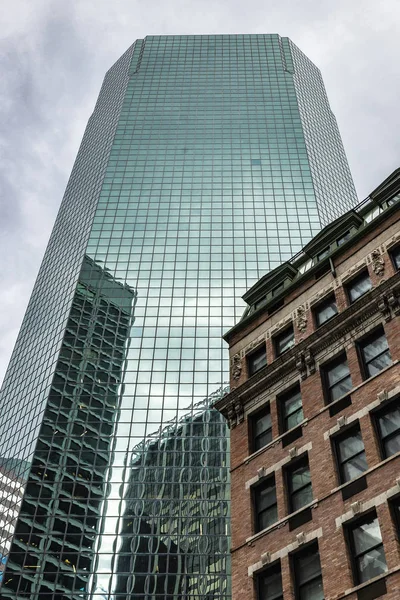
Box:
215;169;400;600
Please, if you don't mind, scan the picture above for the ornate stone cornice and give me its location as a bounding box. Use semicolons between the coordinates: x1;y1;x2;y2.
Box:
216;272;400;425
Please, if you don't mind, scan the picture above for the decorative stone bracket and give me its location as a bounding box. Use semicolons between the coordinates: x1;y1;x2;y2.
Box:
227;398;244;428
296;349;315;380
231;353;242;380
378;290;400;322
296;305;308;333
371;249;385;277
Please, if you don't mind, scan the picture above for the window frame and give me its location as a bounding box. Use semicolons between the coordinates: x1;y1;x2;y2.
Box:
313;294;338;328
285;454;313;515
292;542;324;600
274;325;295;358
357;326;392;380
373;398;400;459
390;244;400;271
278;384;304;434
253;475;278;534
345;269;372;304
247;344;267;377
256;561;284;600
321;353;352;405
346;512;388;585
332;423;368;485
249;404;273;454
336;230;351;247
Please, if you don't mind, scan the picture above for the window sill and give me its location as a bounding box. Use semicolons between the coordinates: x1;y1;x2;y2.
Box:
336;565;400;599
245;500;317;545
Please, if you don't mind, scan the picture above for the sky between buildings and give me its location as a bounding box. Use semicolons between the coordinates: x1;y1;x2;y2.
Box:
1;0;400;384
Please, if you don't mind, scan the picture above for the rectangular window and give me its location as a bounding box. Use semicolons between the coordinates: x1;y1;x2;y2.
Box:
248;345;267;376
358;328;392;379
286;456;313;513
346;270;372;303
317;247;330;261
251;405;272;452
390;245;400;270
293;543;324;600
257;563;283;600
274;325;294;358
348;514;387;584
334;424;368;484
337;230;351;246
254;476;278;533
314;295;338;327
322;354;352;404
279;385;303;433
375;399;400;458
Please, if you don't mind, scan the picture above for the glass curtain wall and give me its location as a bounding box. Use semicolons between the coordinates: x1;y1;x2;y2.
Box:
0;34;357;599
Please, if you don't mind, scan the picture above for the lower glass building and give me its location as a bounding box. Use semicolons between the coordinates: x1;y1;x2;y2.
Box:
0;34;356;598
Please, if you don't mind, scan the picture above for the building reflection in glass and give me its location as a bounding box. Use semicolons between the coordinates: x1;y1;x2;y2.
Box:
1;256;136;598
112;387;230;600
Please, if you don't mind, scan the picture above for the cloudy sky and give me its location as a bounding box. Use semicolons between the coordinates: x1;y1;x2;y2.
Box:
1;0;399;383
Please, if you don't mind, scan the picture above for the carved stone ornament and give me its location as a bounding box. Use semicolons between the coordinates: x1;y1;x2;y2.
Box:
296;305;308;333
261;552;271;565
296;352;307;381
350;501;362;516
378;291;400;321
371;249;385;277
227;403;236;429
296;532;306;546
234;398;244;424
231;353;242;380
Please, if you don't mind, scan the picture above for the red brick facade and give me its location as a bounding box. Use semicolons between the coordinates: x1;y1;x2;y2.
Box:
216;184;400;600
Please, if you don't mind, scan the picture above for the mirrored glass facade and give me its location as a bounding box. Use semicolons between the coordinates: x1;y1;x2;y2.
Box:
0;34;356;599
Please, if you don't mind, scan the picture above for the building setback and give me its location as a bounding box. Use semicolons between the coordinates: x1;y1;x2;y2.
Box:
0;35;356;598
216;169;400;600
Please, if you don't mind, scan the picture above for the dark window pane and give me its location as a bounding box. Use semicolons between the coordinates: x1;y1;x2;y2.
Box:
294;545;324;600
337;230;351;246
292;486;313;512
299;578;324;600
315;297;338;327
252;406;272;452
360;331;392;378
377;402;400;458
342;455;368;482
291;465;311;492
337;430;364;461
350;516;387;584
324;357;352;403
255;479;278;532
248;346;267;375
288;460;313;512
392;246;400;270
336;427;367;483
347;272;372;303
258;565;283;600
317;247;330;261
275;327;294;357
281;387;303;432
357;546;387;583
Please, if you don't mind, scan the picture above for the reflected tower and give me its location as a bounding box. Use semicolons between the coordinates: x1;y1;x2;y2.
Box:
0;34;356;599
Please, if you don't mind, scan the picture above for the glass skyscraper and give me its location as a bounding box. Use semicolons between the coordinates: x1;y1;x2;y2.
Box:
0;34;356;599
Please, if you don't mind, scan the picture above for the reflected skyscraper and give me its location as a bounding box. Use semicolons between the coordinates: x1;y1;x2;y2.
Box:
0;34;356;599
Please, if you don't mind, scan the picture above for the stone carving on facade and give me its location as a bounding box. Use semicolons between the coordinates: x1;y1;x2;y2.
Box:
296;352;307;380
371;249;385;276
231;353;242;380
296;305;308;333
227;403;236;429
378;290;400;322
234;398;244;424
226;397;245;428
304;349;315;375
